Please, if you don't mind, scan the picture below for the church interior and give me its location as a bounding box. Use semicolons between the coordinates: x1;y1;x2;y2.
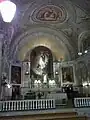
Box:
0;0;90;119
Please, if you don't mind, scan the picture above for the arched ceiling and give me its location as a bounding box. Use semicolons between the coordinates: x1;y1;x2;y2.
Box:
11;27;74;61
17;34;70;61
2;0;90;62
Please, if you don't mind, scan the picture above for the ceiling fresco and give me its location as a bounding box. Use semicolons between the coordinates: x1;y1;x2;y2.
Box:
31;5;67;23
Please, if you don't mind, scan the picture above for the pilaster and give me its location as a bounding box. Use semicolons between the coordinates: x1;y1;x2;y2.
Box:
0;34;4;96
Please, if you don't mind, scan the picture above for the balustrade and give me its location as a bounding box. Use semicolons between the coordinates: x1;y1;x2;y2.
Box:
0;99;55;112
74;97;90;108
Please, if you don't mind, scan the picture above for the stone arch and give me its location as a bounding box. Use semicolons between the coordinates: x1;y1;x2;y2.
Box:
78;30;90;52
9;25;75;61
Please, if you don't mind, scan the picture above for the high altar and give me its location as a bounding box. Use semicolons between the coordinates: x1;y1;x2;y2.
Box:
8;46;76;99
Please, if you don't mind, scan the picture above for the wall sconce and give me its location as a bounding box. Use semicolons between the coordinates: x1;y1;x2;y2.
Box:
25;71;29;75
7;83;11;88
84;50;88;54
55;71;58;75
25;62;29;75
78;50;88;56
78;52;82;56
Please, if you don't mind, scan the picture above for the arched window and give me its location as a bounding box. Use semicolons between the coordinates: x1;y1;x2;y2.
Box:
83;36;90;52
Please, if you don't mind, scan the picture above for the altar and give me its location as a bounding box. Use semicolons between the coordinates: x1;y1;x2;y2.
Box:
7;60;75;100
2;46;76;100
47;92;68;105
20;61;75;96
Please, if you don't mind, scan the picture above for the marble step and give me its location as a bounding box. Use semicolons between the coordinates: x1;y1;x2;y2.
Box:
0;111;87;120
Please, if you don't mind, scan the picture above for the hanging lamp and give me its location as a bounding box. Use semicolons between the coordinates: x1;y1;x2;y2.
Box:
0;0;16;22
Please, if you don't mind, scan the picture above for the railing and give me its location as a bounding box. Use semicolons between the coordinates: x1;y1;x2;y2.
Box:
0;99;55;112
74;97;90;108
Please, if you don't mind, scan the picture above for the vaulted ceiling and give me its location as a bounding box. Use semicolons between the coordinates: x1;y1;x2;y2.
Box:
1;0;90;62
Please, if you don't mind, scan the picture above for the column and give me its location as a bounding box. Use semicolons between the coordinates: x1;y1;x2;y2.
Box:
28;62;31;89
0;34;4;99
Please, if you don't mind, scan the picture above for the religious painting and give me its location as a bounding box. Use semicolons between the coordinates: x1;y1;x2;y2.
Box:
30;46;53;78
31;5;67;23
62;66;74;83
11;65;21;84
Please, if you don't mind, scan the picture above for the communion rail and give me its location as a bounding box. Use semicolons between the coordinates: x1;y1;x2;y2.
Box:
74;97;90;108
0;99;55;112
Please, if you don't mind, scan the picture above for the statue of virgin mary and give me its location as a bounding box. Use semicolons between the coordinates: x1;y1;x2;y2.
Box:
32;51;49;75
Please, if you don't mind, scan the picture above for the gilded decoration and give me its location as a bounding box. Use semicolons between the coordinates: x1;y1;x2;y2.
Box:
31;5;67;23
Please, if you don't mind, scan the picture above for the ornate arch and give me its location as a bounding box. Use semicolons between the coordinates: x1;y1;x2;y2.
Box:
9;25;75;61
78;30;90;52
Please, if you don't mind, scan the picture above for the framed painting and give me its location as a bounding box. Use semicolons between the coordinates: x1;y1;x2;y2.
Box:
62;66;74;83
11;65;21;84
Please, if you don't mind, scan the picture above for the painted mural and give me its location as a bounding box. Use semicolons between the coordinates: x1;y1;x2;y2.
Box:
31;5;67;23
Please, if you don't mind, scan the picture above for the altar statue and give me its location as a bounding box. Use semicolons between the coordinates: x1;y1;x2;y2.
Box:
32;51;49;75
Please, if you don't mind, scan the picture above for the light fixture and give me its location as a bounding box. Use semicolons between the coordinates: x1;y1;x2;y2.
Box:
55;71;58;75
84;50;88;54
7;84;11;88
25;71;29;75
25;62;29;75
78;52;82;56
0;0;16;22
